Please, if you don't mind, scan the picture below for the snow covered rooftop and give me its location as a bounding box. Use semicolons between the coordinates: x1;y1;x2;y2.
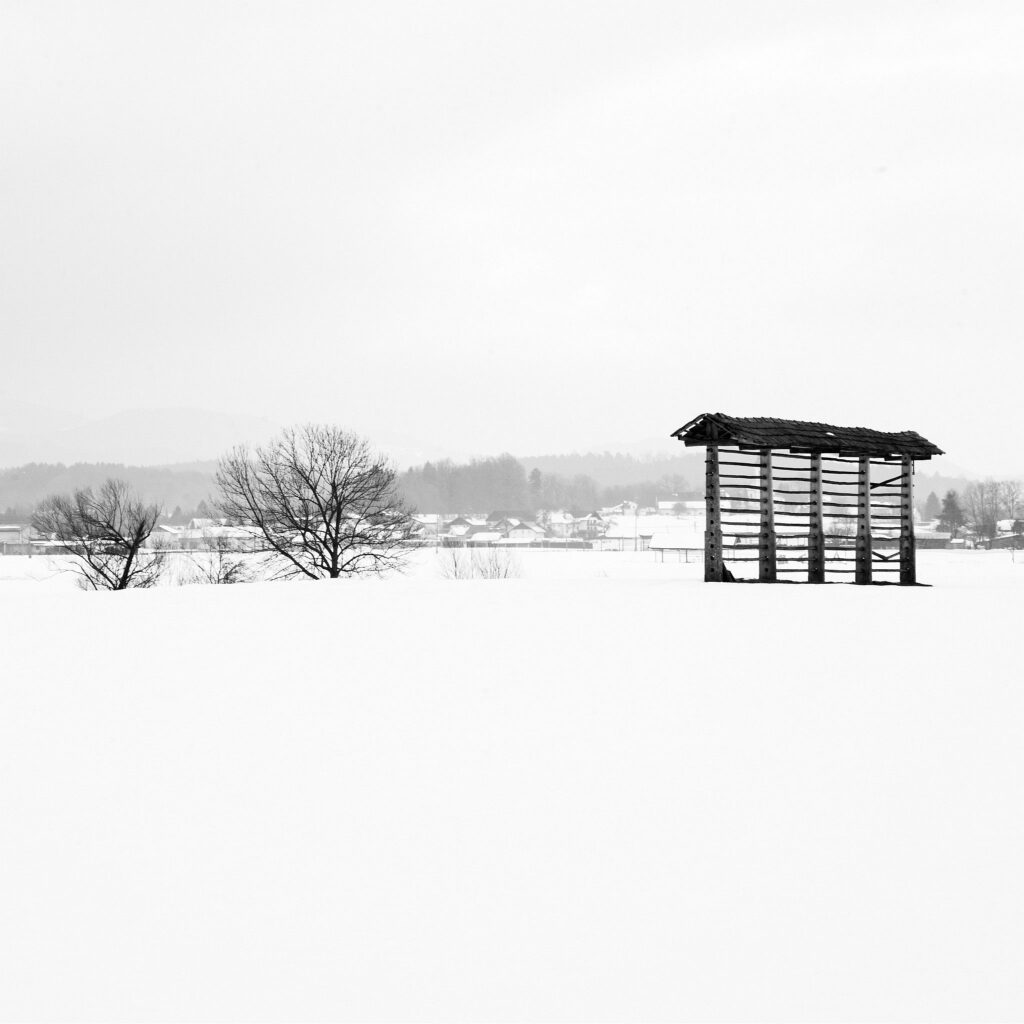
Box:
673;412;944;458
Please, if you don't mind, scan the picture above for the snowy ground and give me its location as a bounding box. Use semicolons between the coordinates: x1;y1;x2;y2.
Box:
2;549;1023;1020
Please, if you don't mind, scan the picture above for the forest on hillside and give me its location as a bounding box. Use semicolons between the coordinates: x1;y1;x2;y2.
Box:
519;450;705;487
397;454;700;514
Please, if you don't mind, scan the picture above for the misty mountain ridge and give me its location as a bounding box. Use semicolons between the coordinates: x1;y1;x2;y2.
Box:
0;402;1001;477
0;402;1002;517
0;407;281;469
0;405;468;472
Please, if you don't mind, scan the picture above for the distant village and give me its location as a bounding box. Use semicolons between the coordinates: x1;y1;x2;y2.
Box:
3;493;1021;558
0;442;1021;559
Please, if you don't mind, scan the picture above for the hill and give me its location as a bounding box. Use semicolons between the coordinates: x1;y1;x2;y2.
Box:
0;462;216;520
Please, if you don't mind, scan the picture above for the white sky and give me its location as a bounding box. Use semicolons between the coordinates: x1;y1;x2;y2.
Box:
2;2;1022;471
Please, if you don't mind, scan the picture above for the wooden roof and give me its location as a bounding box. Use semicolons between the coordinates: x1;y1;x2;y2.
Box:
672;412;944;459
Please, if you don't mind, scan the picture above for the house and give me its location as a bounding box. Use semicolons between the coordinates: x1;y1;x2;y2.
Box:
187;517;228;530
487;511;532;525
543;510;575;538
489;517;522;536
573;512;605;538
502;522;544;544
147;524;183;548
439;517;492;546
405;518;439;545
443;517;475;538
0;524;31;555
915;529;952;549
410;513;442;537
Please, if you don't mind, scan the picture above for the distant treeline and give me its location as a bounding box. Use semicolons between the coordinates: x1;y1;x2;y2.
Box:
520;450;706;487
398;453;700;514
0;462;217;523
2;453;706;524
0;453;986;524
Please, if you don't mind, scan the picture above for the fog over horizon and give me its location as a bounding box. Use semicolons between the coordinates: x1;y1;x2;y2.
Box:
3;3;1022;476
0;399;987;482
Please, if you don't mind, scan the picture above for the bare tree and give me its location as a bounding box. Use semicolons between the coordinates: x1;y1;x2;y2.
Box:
215;425;410;579
963;480;1002;541
186;530;254;585
32;479;163;590
999;479;1022;522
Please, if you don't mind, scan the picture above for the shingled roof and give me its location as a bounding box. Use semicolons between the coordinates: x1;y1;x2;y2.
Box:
672;413;944;459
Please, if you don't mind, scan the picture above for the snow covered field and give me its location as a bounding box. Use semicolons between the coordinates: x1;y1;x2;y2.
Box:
2;549;1023;1020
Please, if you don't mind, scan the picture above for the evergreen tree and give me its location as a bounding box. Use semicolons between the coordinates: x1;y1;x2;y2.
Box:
938;490;965;538
923;491;941;520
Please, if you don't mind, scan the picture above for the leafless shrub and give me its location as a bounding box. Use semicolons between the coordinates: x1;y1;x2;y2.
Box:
186;532;254;585
32;479;163;590
438;547;521;579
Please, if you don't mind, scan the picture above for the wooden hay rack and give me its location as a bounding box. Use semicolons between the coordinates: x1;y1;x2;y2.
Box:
671;413;944;585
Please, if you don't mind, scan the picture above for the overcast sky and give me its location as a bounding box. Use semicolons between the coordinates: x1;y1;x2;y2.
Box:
2;2;1022;472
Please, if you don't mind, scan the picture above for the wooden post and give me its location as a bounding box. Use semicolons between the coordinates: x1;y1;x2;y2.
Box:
855;454;872;585
759;448;777;582
704;444;724;582
808;453;825;583
900;455;916;584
